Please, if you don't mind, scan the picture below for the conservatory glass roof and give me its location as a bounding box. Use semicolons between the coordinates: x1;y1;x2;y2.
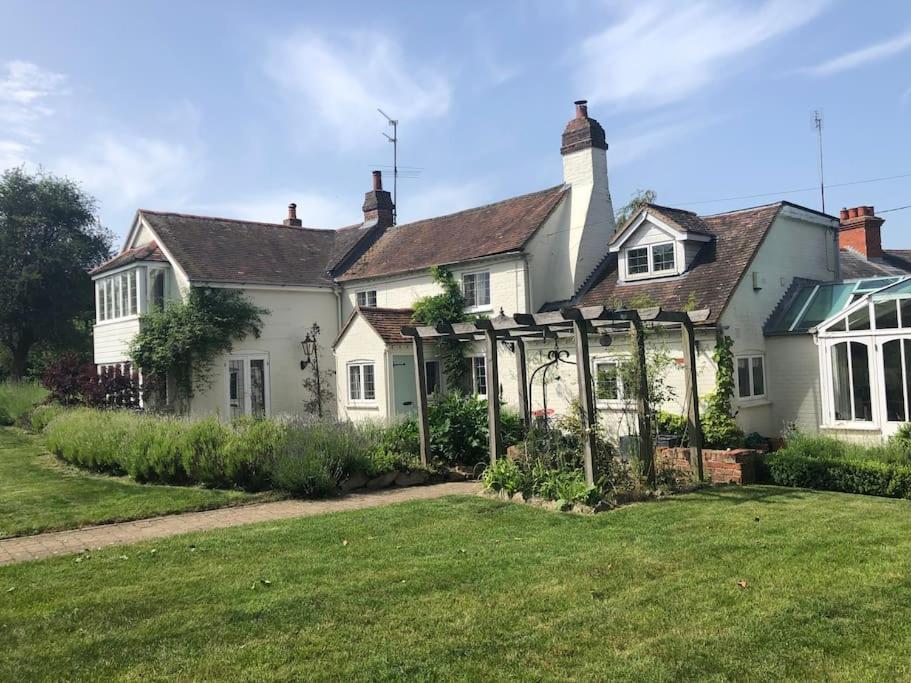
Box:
765;276;907;335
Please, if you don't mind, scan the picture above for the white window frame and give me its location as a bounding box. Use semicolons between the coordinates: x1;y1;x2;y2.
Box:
356;289;377;308
471;355;487;396
624;241;677;280
820;339;876;428
734;354;767;402
95;269;141;324
224;352;271;418
347;360;377;404
462;271;491;312
593;358;625;407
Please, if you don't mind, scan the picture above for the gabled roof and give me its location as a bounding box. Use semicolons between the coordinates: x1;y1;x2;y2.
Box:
91;241;167;276
337;185;568;281
334;307;415;347
137;210;354;287
609;203;713;250
566;202;785;324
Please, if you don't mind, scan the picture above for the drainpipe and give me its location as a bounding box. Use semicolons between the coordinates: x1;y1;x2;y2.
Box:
522;253;533;314
832;221;841;280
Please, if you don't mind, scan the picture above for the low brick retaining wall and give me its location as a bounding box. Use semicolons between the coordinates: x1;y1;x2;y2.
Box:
657;447;761;485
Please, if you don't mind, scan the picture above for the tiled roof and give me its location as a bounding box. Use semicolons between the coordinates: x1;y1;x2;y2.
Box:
335;307;415;347
643;204;714;237
139;210;351;287
839;248;911;279
91;241;167;275
568;202;784;324
337;185;568;281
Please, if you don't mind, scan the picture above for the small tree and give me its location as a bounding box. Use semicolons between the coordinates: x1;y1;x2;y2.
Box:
0;167;112;379
412;266;473;389
615;188;657;227
129;287;267;411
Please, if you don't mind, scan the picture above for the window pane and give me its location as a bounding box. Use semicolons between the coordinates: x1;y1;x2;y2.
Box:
473;357;487;395
113;277;121;318
120;274;129;316
228;360;244;418
129;272;138;314
98;283;106;321
737;358;751;398
368;291;376;307
831;342;851;421
627;247;648;275
348;365;361;400
425;361;440;394
596;363;619;400
477;273;490;306
751;357;765;396
463;274;477;307
901;300;911;328
363;364;375;400
874;301;899;329
106;280;114;319
652;243;675;272
250;359;266;417
356;291;365;306
850;341;872;421
883;340;906;421
847;305;870;331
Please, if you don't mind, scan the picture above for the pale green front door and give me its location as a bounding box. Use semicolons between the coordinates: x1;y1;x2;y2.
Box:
392;355;417;416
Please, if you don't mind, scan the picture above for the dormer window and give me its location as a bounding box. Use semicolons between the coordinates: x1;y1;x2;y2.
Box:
624;241;676;278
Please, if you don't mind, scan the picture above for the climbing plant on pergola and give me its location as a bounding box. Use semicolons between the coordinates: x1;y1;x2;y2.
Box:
402;305;709;485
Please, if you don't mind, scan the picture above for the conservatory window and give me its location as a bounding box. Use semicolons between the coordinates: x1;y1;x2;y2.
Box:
830;341;872;422
882;339;911;423
875;300;900;329
901;300;911;328
847;305;870;331
95;271;138;323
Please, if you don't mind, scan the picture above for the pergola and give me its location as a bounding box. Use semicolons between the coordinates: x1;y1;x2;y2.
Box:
402;305;710;484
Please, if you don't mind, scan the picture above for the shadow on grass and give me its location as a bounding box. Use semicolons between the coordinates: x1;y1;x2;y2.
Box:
676;483;819;506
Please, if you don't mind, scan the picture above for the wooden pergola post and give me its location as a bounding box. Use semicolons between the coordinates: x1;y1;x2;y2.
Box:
410;335;431;467
484;329;503;464
632;316;655;486
681;318;705;481
562;309;597;485
515;338;530;428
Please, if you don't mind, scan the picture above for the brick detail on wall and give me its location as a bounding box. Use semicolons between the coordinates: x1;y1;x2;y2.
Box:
657;447;761;485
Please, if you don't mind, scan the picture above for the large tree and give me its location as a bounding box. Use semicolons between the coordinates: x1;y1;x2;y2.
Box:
0;167;112;380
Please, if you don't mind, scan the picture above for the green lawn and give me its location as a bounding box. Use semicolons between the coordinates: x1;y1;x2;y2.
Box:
2;487;911;680
0;428;265;538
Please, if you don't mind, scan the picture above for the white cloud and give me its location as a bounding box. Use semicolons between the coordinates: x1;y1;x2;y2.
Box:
0;60;66;157
803;28;911;77
264;30;451;147
0;140;29;170
575;0;828;111
56;134;203;210
609;116;718;167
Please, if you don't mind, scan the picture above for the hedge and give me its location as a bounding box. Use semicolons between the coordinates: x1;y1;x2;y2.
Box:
761;450;911;500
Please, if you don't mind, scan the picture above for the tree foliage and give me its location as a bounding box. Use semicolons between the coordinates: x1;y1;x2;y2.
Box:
129;287;267;409
412;266;473;389
614;188;657;227
0;167;112;379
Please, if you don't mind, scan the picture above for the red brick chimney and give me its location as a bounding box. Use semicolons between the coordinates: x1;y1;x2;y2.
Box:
839;206;883;258
362;170;394;226
283;202;302;227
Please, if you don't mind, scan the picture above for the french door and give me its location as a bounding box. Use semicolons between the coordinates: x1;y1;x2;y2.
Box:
226;353;270;418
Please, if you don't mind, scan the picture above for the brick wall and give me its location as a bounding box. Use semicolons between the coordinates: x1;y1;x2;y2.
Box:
657;447;761;484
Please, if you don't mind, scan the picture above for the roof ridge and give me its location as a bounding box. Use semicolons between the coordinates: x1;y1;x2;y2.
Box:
646;203;698;216
698;202;782;218
359;306;415;314
387;184;567;231
139;208;342;233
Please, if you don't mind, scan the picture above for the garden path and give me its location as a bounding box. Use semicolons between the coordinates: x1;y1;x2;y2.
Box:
0;481;480;566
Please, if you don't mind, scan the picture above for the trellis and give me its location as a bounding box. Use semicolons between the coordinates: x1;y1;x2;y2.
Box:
402;305;709;484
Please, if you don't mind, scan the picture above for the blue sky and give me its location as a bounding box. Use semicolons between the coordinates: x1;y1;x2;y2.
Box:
2;1;910;247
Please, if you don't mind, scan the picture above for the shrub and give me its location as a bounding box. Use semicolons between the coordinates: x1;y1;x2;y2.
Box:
0;380;48;421
657;411;687;438
427;392;525;467
44;408;139;474
482;457;527;496
222;417;287;490
125;417;188;484
178;418;232;488
762;450;911;499
701;397;745;450
41;354;140;408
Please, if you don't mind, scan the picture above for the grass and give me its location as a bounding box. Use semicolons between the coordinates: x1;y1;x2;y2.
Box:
3;487;911;680
0;428;266;538
0;381;47;422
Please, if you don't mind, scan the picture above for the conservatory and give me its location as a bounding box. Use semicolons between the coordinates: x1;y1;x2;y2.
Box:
767;276;911;437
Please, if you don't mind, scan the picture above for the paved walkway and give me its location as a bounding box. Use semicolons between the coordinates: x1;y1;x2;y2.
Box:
0;481;480;567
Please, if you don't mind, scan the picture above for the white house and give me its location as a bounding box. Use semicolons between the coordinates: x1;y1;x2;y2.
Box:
91;100;910;441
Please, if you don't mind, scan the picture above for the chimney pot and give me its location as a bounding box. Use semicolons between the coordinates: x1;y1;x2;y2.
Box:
574;99;588;119
840;207;849;220
372;170;383;191
288;203;297;220
283;202;302;227
848;207;858;218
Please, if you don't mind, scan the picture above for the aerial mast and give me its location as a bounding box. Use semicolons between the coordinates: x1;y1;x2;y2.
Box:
813;110;826;213
377;108;398;225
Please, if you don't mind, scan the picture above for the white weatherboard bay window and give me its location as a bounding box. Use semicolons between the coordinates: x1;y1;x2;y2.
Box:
594;358;624;406
625;242;676;278
463;271;491;310
471;356;487;396
348;361;376;403
356;289;377;307
96;270;140;322
736;355;766;400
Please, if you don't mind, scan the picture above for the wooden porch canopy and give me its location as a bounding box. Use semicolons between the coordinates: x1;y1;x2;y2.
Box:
401;305;709;485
